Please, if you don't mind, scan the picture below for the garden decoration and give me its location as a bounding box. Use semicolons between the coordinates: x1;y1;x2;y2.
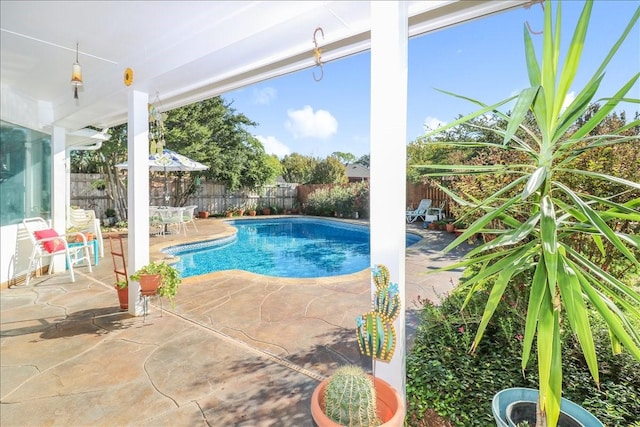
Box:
311;263;404;427
417;1;640;425
356;264;400;365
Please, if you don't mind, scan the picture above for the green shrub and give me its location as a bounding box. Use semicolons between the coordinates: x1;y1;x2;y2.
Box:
305;182;369;218
406;287;640;427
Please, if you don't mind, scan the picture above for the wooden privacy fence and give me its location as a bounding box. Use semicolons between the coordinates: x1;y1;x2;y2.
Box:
70;174;299;220
406;181;451;218
70;174;451;221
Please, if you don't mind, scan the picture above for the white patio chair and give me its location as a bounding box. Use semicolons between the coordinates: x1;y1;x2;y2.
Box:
427;200;446;220
69;207;104;258
22;217;93;286
182;205;198;232
406;199;432;223
156;207;185;236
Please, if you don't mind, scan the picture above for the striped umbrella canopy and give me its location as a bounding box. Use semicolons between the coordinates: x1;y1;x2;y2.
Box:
116;148;208;172
116;148;208;205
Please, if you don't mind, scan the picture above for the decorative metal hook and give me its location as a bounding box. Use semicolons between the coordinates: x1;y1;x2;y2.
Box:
312;26;324;82
525;0;544;35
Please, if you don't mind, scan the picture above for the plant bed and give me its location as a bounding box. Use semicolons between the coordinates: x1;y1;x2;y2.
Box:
406;290;640;427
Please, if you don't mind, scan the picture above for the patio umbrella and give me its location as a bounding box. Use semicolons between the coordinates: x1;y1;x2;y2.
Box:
116;148;208;205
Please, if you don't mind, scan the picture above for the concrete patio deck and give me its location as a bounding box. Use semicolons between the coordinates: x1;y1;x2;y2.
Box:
0;217;474;427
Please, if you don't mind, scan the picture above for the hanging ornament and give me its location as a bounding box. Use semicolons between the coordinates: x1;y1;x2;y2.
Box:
70;42;83;99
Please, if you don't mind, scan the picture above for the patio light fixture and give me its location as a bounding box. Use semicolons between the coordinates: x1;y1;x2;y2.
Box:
71;42;83;99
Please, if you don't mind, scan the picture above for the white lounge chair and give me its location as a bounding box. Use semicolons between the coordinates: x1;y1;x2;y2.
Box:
22;217;93;286
406;199;432;223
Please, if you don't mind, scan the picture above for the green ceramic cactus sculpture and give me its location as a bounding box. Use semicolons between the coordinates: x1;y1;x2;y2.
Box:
356;264;400;362
323;365;380;427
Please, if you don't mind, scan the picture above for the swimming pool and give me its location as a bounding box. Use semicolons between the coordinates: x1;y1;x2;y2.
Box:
165;218;421;279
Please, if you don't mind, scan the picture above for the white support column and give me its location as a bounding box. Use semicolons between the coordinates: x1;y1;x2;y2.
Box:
369;0;408;400
51;126;67;273
127;90;150;316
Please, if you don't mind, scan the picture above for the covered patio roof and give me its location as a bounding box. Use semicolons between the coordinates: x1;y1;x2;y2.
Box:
2;0;531;397
2;1;528;142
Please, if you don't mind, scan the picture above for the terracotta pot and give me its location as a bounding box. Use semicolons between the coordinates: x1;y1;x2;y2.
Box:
310;375;404;427
249;210;256;216
198;211;209;219
115;286;128;309
262;208;271;215
446;223;455;233
139;274;161;296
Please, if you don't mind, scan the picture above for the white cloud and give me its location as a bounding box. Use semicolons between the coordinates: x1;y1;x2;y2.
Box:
285;105;338;139
257;135;291;158
423;116;446;132
562;91;576;112
253;87;277;105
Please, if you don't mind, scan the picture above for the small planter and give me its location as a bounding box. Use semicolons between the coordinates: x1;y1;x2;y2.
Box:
139;274;161;296
310;375;404;427
115;285;128;309
198;211;209;219
492;388;603;427
446;223;455;233
248;210;256;217
262;208;271;215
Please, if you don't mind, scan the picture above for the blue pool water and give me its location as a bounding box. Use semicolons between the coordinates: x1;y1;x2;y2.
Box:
165;218;421;279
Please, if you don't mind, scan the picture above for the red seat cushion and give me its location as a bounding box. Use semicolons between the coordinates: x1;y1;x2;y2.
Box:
33;229;65;253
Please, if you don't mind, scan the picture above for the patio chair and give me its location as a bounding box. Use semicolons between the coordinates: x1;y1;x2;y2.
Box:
182;205;198;232
22;217;93;286
406;199;432;223
427;200;446;220
69;207;104;258
156;206;186;236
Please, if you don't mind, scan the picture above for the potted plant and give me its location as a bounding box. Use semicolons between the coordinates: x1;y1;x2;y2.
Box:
246;203;257;216
198;210;210;219
419;1;640;425
114;280;128;310
310;264;405;426
130;261;181;308
104;208;117;226
445;220;455;233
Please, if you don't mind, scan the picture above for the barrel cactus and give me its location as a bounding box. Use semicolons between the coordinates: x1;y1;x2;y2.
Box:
323;365;380;427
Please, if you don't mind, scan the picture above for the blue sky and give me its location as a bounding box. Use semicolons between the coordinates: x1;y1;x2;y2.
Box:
223;1;639;160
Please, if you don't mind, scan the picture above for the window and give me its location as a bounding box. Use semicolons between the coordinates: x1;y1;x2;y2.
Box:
0;120;51;226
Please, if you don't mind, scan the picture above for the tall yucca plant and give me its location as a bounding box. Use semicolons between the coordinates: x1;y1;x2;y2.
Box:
418;1;640;426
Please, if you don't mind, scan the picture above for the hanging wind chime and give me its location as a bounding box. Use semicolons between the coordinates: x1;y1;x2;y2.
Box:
70;42;83;100
148;93;167;155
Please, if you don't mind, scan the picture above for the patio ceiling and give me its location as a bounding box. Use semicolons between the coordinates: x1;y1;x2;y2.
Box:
1;1;529;141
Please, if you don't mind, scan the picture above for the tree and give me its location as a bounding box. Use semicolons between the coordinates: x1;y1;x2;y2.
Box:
72;96;279;209
355;154;370;168
165;97;278;191
311;156;348;184
419;1;640;425
281;153;318;184
331;151;356;165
